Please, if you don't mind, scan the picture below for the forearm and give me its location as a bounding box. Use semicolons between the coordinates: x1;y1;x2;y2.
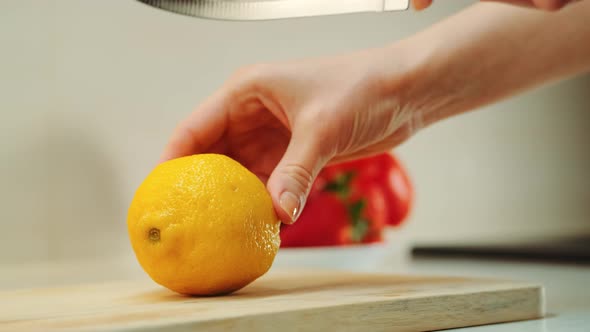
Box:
391;2;590;126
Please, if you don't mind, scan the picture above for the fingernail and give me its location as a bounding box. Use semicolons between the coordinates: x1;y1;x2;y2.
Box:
279;191;302;224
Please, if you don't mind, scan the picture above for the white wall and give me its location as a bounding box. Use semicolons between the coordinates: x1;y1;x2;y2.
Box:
1;0;589;264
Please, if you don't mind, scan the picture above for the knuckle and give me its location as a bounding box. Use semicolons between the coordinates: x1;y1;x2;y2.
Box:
280;163;314;193
227;63;274;98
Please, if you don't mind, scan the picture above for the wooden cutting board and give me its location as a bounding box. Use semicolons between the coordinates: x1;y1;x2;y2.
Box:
0;270;544;332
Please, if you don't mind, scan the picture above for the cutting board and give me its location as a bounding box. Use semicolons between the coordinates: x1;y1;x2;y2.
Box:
0;270;544;332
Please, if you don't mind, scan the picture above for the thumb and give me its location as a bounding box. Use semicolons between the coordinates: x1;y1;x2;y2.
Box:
267;130;328;224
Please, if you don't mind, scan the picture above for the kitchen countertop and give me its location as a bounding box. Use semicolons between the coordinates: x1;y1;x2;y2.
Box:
1;253;588;331
399;257;589;332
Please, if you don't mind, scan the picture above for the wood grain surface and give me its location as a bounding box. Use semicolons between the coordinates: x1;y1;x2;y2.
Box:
0;269;544;332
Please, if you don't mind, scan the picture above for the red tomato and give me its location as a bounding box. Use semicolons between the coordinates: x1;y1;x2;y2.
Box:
280;191;351;247
279;152;413;248
347;178;386;243
378;154;413;226
316;162;387;244
327;153;413;226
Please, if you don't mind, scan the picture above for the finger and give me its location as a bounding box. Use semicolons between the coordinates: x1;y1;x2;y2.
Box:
266;126;329;224
481;0;536;8
159;89;229;163
413;0;433;10
531;0;568;10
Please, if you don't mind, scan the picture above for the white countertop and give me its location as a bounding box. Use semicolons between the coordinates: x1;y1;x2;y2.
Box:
401;257;590;332
1;253;588;331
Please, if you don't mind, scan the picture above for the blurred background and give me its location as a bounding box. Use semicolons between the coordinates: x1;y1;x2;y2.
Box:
1;0;589;265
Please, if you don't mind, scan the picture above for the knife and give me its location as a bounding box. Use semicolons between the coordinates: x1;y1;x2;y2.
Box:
136;0;409;21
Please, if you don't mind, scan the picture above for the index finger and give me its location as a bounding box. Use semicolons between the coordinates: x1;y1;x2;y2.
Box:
412;0;433;10
159;89;230;163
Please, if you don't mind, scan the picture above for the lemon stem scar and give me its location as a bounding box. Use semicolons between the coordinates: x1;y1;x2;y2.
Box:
148;228;161;242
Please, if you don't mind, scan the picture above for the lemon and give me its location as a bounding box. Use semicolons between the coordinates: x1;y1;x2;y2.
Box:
127;154;280;295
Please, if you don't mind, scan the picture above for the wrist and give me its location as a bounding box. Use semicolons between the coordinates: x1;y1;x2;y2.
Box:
376;36;478;129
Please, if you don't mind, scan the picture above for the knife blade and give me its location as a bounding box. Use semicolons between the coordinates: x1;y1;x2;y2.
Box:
136;0;409;21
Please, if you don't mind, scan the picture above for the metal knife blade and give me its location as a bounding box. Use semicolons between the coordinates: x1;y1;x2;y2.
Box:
136;0;409;21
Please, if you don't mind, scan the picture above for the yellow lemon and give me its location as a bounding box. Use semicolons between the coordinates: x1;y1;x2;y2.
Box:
127;154;280;295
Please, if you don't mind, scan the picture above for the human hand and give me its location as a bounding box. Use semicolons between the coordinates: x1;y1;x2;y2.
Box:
412;0;578;11
159;0;590;225
160;47;426;224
